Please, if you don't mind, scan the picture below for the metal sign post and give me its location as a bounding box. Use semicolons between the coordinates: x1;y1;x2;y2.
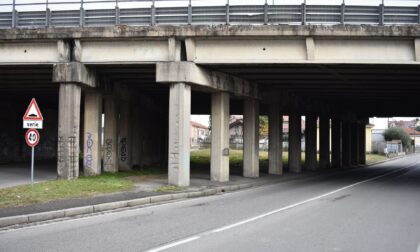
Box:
31;146;34;186
25;128;40;186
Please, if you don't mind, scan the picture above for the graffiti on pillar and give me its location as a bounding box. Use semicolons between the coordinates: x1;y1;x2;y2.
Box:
120;137;127;162
68;136;77;178
105;139;113;164
85;132;94;169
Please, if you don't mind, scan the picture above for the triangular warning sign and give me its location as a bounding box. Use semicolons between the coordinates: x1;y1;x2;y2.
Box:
23;98;43;121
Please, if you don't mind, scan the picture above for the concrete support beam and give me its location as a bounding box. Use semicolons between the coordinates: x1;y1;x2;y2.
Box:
342;121;352;167
359;122;367;165
305;114;317;171
331;118;342;169
268;103;283;175
319;116;330;169
53;62;96;87
351;122;360;166
156;62;258;98
57;83;81;179
118;101;132;171
243;98;259;178
168;83;191;186
83;91;102;176
103;95;119;173
211;92;230;182
289;112;302;173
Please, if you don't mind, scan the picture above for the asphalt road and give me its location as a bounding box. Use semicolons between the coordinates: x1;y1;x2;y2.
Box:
1;155;420;252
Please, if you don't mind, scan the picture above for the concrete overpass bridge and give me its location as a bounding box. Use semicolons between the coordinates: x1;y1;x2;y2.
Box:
1;1;420;186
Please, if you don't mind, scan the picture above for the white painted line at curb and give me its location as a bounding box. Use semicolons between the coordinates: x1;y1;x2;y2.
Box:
146;162;420;252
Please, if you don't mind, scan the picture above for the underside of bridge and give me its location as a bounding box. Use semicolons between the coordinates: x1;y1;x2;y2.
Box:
1;25;420;186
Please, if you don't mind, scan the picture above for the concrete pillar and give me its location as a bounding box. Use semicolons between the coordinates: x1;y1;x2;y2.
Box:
268;103;283;175
131;105;141;168
118;101;132;171
103;95;118;172
211;92;230;182
319;116;330;169
359;122;367;165
83;91;102;176
305;114;317;171
57;83;81;179
289;111;302;173
342;120;351;167
168;83;191;186
243;98;259;178
331;117;342;168
351;122;359;166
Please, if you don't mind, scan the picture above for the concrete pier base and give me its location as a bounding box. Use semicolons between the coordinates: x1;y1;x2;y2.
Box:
83;91;102;176
268;103;283;175
168;83;191;186
305;114;317;171
118;101;132;171
342;120;351;167
289;112;302;173
351;122;360;166
319;116;330;169
131;105;141;168
243;98;259;178
57;83;81;179
331;118;342;169
103;95;119;173
359;122;367;165
211;92;230;182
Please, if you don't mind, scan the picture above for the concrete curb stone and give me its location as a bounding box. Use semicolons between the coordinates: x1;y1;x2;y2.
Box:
93;201;128;212
65;206;94;217
28;210;65;223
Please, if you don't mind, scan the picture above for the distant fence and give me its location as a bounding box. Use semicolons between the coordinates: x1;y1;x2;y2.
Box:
1;1;420;29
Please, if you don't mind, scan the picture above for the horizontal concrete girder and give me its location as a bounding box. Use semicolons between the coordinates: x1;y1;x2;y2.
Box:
156;62;258;98
52;62;96;87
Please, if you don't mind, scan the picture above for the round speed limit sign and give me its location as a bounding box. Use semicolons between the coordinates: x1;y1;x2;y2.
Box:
25;128;40;148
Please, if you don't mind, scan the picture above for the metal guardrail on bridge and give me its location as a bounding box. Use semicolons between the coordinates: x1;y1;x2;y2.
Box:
0;1;420;28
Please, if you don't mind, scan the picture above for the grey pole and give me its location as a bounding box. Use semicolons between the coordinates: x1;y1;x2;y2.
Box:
31;147;34;186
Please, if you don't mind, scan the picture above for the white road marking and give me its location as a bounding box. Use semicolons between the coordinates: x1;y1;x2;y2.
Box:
146;162;420;252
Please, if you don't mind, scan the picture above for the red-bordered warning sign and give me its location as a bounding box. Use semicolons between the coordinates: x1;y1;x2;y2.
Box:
25;128;40;148
23;98;43;129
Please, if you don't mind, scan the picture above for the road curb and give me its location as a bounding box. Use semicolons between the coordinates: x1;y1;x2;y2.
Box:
0;182;255;229
1;154;408;229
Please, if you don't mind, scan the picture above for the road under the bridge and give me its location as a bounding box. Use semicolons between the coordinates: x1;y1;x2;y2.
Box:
1;154;419;252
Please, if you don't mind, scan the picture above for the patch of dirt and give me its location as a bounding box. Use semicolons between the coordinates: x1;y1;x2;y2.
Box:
127;174;167;183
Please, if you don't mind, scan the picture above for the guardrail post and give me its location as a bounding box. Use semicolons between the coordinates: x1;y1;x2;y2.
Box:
188;4;192;25
301;3;306;25
340;3;345;24
80;7;85;27
379;4;384;25
226;4;230;25
46;8;51;27
11;0;17;28
264;3;268;25
115;6;120;25
151;3;156;25
417;4;420;24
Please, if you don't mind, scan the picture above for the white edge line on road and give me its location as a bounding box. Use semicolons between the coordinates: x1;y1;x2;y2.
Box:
146;162;420;252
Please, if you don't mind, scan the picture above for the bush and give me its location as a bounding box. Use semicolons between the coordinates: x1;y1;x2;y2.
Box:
383;128;412;148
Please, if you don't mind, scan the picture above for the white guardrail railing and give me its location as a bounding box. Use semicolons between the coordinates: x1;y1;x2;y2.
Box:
0;0;419;28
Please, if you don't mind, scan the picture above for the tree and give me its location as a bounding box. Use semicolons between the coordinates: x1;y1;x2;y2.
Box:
259;116;269;137
383;128;411;148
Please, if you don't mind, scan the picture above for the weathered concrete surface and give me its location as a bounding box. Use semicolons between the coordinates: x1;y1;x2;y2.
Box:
57;83;81;179
168;83;191;186
305;114;317;171
52;62;96;87
211;92;230;182
289;112;302;173
156;62;258;98
268;103;283;175
118;101;132;171
83;91;102;176
103;95;119;173
243;98;259;178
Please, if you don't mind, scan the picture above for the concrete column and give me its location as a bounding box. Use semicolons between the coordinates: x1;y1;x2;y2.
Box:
331;117;342;168
211;92;230;182
103;95;118;172
268;103;283;175
289;111;302;173
118;101;132;171
131;105;141;168
342;120;351;167
359;122;366;165
319;116;330;169
305;114;317;171
57;83;81;179
243;98;259;178
168;83;191;186
351;122;359;166
83;91;102;176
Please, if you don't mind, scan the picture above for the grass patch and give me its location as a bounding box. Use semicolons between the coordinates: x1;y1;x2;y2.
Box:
0;167;166;209
155;185;183;193
366;154;388;164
